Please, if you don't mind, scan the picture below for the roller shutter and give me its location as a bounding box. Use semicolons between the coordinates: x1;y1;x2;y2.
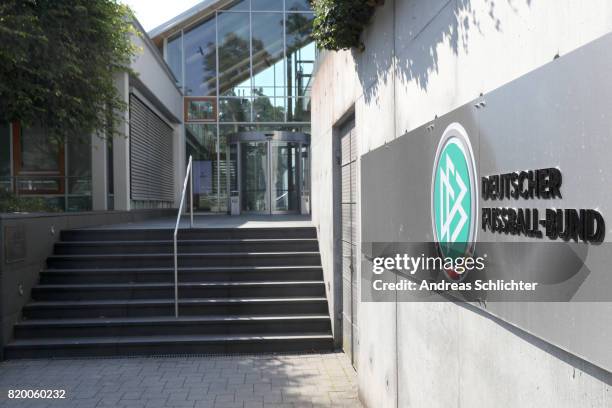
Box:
129;94;174;201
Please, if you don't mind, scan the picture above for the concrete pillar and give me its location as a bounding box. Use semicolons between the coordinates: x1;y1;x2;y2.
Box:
90;134;107;211
112;72;131;211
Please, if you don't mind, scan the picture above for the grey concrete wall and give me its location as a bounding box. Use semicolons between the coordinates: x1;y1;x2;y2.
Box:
0;209;174;360
310;0;612;407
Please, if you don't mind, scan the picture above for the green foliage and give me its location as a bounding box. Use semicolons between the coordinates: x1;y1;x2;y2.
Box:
0;191;59;213
0;0;138;143
310;0;382;51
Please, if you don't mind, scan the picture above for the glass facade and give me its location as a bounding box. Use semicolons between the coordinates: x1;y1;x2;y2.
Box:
0;122;92;212
164;0;314;212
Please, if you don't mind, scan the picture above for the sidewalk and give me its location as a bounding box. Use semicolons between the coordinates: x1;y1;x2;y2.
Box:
0;352;361;408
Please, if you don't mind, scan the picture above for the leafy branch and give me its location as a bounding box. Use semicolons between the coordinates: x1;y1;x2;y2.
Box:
310;0;384;51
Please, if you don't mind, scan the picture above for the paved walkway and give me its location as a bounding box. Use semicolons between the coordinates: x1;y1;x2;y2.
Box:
0;353;361;408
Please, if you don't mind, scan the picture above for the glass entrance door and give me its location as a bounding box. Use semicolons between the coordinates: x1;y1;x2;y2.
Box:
240;141;268;212
270;142;299;213
232;131;310;215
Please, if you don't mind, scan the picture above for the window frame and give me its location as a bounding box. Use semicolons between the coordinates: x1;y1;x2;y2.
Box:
12;121;65;195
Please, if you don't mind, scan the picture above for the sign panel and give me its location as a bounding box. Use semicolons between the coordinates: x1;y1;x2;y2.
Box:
360;33;612;371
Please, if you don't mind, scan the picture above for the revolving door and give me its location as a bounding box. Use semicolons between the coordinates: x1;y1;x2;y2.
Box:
229;132;310;214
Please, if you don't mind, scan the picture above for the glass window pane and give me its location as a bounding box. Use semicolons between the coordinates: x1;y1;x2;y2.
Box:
252;12;285;95
186;98;217;121
186;124;217;211
222;0;249;11
241;141;268;212
287;97;310;122
217;131;229;212
67;136;91;199
184;18;216;96
166;33;183;86
0;123;9;177
252;0;282;11
218;12;251;97
286;13;314;98
286;0;312;12
253;96;286;122
0;123;10;192
20;126;61;172
219;98;252;122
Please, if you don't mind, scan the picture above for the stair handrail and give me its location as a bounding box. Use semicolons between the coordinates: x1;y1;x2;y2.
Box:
173;155;194;317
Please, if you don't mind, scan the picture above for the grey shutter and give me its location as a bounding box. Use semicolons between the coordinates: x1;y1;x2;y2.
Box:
340;118;359;369
129;94;174;202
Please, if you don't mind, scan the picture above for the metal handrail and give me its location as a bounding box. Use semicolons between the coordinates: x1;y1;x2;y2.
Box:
173;155;194;317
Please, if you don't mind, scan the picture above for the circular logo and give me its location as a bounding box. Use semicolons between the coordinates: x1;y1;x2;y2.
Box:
431;123;478;280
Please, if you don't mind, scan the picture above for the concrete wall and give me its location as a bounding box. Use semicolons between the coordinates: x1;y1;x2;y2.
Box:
310;1;612;407
0;209;175;360
91;21;185;211
130;23;183;122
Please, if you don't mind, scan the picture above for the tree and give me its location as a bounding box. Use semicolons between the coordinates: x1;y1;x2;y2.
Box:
0;0;138;143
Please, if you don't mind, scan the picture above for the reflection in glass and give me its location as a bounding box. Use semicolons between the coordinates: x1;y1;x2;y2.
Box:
222;0;249;11
286;0;312;12
229;143;238;193
241;142;268;212
67;136;92;208
166;33;183;86
219;98;251;122
186;98;216;121
252;12;285;98
165;3;316;213
186;124;217;211
286;13;315;98
252;0;283;11
301;144;310;201
218;12;251;97
217;131;229;212
184;18;216;96
254;96;286;122
20;126;61;172
271;142;299;212
288;97;311;122
0;123;10;192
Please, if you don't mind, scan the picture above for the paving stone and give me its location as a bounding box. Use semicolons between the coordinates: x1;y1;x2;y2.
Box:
0;353;361;408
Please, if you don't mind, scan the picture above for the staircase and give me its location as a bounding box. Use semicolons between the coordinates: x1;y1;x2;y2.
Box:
4;226;333;358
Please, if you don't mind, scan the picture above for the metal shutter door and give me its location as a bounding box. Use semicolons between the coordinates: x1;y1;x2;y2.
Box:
129;94;174;202
340;118;359;368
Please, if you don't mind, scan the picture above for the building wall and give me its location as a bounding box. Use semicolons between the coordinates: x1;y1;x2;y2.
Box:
91;22;185;211
310;1;612;407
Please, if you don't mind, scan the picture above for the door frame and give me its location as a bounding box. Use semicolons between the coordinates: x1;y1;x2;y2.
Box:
229;131;310;215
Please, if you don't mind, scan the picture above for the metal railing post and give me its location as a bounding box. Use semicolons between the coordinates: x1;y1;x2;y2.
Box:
173;232;178;318
173;155;194;319
190;160;193;228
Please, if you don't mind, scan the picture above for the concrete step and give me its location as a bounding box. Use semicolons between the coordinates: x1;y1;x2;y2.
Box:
61;227;317;242
39;266;324;284
4;224;334;359
4;333;334;359
14;315;332;339
54;239;319;255
23;297;330;319
46;252;322;269
31;281;326;300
